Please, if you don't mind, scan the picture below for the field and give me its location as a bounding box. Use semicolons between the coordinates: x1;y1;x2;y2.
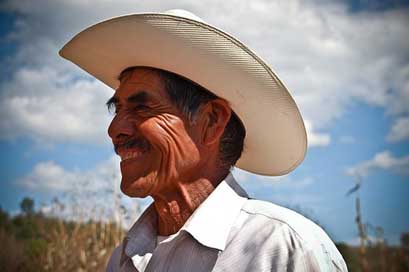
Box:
1;199;408;272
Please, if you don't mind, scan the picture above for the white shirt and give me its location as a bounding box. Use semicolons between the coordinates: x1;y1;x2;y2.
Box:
107;173;348;271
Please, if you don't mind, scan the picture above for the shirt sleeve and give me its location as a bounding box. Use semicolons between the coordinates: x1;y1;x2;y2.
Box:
266;223;348;272
286;247;347;272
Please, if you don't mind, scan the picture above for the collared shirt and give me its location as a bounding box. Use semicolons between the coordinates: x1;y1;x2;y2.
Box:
107;174;348;272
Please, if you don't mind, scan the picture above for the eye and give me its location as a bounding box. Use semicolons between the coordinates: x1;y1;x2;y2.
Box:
107;104;119;115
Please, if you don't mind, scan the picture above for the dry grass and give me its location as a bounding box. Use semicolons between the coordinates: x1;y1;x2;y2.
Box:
0;187;132;272
41;220;124;271
0;214;125;272
0;228;27;271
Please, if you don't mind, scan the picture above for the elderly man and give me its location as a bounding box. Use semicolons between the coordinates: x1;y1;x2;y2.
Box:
60;9;347;272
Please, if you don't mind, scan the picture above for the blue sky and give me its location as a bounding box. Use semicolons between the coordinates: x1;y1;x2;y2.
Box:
0;0;408;245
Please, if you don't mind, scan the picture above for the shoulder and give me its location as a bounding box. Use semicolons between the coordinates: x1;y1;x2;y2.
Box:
242;199;325;239
239;199;348;271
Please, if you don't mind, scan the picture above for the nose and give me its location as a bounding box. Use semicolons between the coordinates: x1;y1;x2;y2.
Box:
108;113;135;143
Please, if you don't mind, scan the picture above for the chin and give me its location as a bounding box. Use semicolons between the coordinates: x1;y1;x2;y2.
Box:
120;175;155;198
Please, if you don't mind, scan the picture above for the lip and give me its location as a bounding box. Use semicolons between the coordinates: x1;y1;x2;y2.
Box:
117;148;146;162
114;137;151;160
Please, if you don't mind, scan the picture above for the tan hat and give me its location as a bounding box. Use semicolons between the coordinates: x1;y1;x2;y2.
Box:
59;9;307;176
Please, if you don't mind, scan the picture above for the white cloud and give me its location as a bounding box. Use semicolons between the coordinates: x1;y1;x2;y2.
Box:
304;120;331;147
19;155;120;192
0;67;113;144
18;156;142;226
346;150;409;177
1;0;408;146
20;160;77;191
387;116;409;142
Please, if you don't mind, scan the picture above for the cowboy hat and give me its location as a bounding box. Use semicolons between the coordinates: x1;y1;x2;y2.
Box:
59;9;307;176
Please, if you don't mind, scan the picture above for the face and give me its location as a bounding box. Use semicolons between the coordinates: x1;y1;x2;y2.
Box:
107;68;203;198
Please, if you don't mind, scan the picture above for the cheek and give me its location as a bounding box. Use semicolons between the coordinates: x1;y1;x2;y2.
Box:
143;114;200;167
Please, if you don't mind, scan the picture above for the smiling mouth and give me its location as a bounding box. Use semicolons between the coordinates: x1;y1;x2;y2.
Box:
119;149;146;161
114;137;151;162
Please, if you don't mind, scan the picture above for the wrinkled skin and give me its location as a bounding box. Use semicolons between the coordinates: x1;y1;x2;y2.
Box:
108;68;231;235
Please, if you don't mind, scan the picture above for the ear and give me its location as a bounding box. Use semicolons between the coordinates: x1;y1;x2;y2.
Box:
197;99;231;146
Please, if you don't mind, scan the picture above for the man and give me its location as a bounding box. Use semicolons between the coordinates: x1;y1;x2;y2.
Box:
60;9;347;272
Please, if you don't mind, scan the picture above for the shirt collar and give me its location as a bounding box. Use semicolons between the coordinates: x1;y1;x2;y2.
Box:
121;172;248;263
180;173;248;251
120;204;158;266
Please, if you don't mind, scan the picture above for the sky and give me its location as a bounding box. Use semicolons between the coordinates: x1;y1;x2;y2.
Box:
0;0;408;245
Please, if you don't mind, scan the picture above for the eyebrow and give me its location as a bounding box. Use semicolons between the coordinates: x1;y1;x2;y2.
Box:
127;91;148;104
106;91;149;111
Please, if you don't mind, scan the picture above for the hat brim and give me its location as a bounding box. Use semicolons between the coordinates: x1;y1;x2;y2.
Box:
59;12;307;176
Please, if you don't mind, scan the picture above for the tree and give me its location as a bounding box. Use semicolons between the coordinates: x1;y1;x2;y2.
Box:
0;206;9;227
20;197;34;215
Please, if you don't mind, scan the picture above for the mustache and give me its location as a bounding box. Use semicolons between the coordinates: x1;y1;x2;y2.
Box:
114;137;151;154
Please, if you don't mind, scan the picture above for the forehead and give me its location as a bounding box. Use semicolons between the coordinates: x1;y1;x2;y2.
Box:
115;67;167;100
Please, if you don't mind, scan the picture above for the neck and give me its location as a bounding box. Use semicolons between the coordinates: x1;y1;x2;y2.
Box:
152;171;228;236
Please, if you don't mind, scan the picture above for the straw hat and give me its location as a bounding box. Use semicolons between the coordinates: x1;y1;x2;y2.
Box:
59;9;307;176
